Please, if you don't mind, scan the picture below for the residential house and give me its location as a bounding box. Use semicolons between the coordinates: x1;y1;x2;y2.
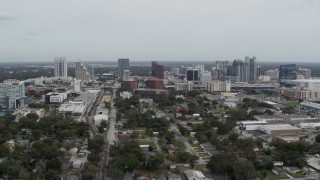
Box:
184;169;207;180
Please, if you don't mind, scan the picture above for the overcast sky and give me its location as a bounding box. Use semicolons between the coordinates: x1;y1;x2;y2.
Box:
0;0;319;62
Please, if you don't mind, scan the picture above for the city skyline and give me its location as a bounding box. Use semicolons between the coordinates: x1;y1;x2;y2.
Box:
1;0;320;62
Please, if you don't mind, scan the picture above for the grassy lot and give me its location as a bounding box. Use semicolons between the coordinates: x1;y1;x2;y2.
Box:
172;139;185;149
137;139;156;149
261;170;289;180
280;101;299;107
213;108;224;113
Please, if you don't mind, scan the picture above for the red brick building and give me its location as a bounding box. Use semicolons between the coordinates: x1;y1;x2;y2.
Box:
145;78;164;89
121;80;137;90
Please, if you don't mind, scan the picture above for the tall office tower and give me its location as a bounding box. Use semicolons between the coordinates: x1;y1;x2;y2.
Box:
216;61;228;74
75;61;90;82
186;68;199;81
118;58;129;79
151;61;158;77
87;65;95;81
257;66;261;78
245;56;257;82
54;57;68;77
232;59;248;82
279;64;297;80
298;68;311;79
0;82;26;110
155;64;164;79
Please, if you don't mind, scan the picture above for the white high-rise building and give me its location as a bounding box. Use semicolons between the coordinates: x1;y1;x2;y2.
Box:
54;57;68;78
87;65;95;81
0;82;26;110
201;71;212;85
75;61;90;82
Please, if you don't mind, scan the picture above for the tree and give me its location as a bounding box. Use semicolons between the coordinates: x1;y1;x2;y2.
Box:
233;160;256;180
207;153;236;173
105;102;111;109
315;134;320;143
145;153;165;169
228;132;239;144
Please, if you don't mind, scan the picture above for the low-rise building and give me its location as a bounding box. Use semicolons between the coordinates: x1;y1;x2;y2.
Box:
121;80;138;91
145;78;164;89
44;92;67;104
258;124;302;135
184;169;207;180
120;91;132;99
93;114;108;125
58;101;86;116
299;101;320;115
175;82;192;91
205;80;231;92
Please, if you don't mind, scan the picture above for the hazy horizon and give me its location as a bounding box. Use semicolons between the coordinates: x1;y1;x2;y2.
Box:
1;0;320;62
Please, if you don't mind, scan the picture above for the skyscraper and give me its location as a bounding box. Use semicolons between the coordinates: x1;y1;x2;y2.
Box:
155;64;164;79
151;61;164;79
245;56;257;82
232;59;248;82
279;64;297;80
54;57;68;77
151;61;158;77
216;61;228;75
118;58;129;79
75;61;90;82
215;61;229;80
87;65;95;81
187;69;199;81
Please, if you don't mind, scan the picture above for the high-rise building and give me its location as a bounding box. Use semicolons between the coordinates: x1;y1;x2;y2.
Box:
264;69;279;81
151;61;158;77
279;64;297;80
155;65;164;79
187;69;199;81
118;58;129;79
194;65;205;76
54;57;68;77
298;68;311;79
151;61;164;79
171;68;179;75
215;61;229;80
232;59;248;82
0;82;26;110
245;56;257;82
75;61;90;82
201;71;212;85
216;61;228;74
87;65;95;81
257;66;261;78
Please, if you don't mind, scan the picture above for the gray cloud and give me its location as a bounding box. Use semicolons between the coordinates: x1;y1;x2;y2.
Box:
26;32;38;37
0;11;15;20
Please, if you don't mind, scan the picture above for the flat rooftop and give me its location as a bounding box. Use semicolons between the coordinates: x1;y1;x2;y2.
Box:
259;124;301;131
